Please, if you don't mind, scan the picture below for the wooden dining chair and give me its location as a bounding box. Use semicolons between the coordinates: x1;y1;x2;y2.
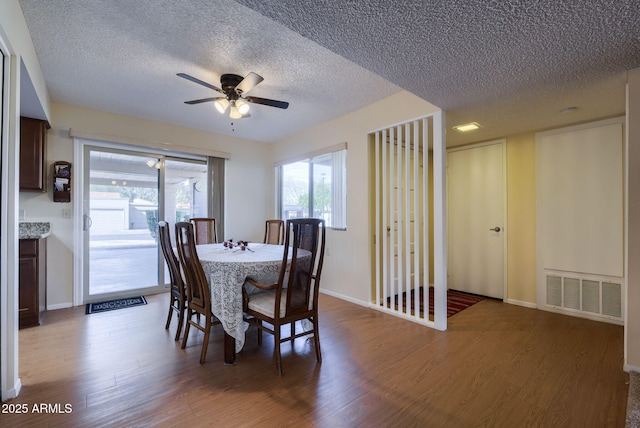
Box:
264;219;285;245
158;221;186;341
175;221;220;364
243;218;326;375
190;217;218;244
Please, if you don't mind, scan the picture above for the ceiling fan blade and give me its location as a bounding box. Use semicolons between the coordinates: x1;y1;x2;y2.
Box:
184;97;224;105
235;72;264;95
177;73;224;93
245;96;289;109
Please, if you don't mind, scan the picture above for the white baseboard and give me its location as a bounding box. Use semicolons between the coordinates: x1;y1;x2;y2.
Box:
506;299;537;309
52;291;360;311
47;302;74;311
625;364;640;373
5;378;21;400
319;288;369;307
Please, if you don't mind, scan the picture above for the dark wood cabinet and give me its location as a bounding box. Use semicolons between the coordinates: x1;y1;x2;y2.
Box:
19;238;47;328
20;116;50;192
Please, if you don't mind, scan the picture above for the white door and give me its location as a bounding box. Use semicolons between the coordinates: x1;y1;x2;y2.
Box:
447;141;505;299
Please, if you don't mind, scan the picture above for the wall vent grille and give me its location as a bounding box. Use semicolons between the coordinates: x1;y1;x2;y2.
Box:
546;274;622;320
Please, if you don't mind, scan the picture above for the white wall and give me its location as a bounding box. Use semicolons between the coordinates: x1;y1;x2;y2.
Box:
19;102;273;308
272;91;440;304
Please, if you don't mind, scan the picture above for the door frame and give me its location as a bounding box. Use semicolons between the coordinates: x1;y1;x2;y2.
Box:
0;31;21;401
447;139;507;300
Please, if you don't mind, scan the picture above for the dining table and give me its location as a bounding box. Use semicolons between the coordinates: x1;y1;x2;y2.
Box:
196;242;288;364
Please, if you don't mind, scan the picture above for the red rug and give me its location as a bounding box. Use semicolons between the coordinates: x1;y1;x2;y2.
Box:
388;287;483;318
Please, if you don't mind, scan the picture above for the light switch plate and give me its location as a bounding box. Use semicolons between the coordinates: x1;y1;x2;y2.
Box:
62;208;71;219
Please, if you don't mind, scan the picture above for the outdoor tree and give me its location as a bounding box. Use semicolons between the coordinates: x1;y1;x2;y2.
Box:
284;178;331;218
283;178;307;206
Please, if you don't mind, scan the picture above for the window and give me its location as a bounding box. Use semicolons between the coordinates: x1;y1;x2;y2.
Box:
278;146;347;230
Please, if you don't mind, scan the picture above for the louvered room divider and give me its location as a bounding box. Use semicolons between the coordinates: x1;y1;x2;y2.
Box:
370;111;447;330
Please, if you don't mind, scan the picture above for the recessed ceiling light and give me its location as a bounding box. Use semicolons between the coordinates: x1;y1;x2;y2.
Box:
452;122;481;132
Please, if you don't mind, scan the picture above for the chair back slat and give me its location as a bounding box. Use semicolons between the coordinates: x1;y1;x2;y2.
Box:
190;217;218;244
175;222;211;312
264;219;285;245
283;219;325;316
158;221;183;296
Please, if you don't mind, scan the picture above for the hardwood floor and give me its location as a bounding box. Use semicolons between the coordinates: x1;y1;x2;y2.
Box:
3;293;628;427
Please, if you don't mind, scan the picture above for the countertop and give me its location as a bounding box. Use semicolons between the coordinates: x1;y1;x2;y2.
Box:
19;222;51;239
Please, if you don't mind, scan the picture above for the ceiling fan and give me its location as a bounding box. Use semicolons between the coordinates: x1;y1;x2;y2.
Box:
177;72;289;119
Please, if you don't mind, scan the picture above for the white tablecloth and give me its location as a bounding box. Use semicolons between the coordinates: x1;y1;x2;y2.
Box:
197;243;286;352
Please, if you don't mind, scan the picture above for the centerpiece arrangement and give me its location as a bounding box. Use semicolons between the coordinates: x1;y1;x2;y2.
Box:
223;239;252;251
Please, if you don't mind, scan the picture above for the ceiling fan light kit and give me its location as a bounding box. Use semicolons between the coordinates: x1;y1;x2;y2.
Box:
236;99;250;115
178;71;289;119
229;103;242;119
214;98;229;114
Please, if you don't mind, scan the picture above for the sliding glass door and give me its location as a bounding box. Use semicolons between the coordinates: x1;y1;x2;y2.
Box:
83;145;208;303
84;147;162;301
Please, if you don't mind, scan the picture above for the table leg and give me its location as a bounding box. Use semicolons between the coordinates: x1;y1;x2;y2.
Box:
224;332;236;365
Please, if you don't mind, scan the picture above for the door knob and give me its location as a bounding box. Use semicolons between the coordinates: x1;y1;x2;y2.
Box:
489;227;501;232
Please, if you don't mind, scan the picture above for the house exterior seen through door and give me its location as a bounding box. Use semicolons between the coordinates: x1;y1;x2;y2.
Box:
81;144;208;303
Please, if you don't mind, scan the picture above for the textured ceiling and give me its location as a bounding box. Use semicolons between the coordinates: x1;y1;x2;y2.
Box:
18;0;401;143
19;0;640;146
